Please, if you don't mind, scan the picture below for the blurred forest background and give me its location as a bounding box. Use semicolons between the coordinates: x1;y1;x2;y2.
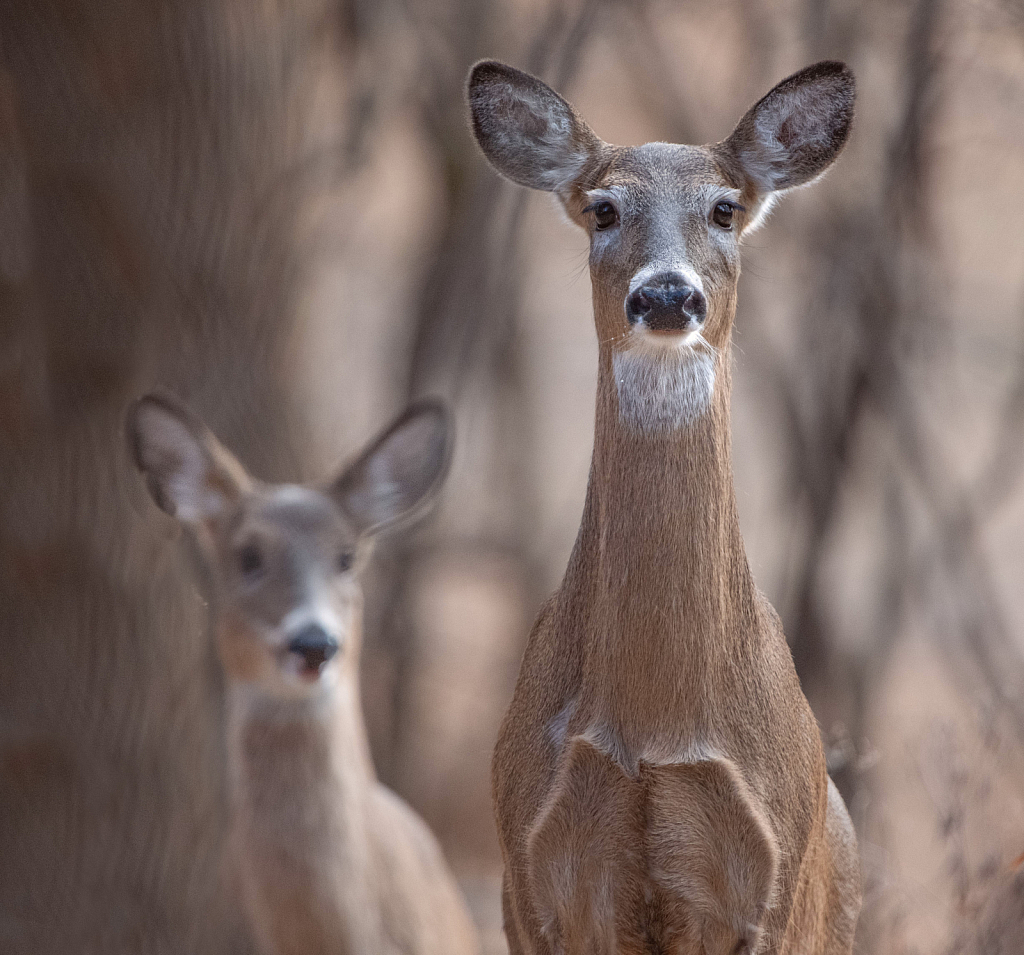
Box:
3;0;1024;952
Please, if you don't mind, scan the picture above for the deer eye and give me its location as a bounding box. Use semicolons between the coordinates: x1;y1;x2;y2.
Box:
237;543;264;580
336;551;354;574
712;201;736;229
590;200;618;231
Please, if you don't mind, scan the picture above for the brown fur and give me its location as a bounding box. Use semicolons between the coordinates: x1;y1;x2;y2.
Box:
468;61;861;954
127;394;479;955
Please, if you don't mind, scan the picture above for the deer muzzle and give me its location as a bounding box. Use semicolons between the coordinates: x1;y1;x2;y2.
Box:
287;623;340;675
625;271;707;332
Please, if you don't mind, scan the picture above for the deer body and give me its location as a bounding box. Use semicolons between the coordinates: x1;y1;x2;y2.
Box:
224;630;476;955
468;63;862;954
128;397;479;955
493;360;858;955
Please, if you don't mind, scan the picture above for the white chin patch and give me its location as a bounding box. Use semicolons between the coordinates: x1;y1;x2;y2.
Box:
612;334;716;433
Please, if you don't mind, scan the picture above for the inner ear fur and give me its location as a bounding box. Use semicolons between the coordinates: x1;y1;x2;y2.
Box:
718;60;855;201
332;399;452;536
467;59;602;195
126;392;249;523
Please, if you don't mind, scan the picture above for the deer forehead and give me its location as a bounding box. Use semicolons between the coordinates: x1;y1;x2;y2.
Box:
591;143;733;206
225;485;357;553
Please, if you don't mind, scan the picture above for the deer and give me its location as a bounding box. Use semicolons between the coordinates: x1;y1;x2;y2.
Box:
467;60;862;955
126;393;480;955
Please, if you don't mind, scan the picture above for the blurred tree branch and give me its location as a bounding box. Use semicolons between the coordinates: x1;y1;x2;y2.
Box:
359;0;607;787
762;0;946;803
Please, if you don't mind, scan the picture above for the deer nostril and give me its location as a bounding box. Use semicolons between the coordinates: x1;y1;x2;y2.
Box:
287;624;340;673
682;287;707;323
300;643;336;670
625;288;653;325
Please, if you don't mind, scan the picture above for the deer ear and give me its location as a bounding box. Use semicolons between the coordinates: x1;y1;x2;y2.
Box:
719;61;854;224
333;400;452;536
126;393;249;523
467;60;602;195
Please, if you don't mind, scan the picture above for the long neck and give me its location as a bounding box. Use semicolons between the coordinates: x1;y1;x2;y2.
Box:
222;630;386;953
223;644;377;845
567;343;759;760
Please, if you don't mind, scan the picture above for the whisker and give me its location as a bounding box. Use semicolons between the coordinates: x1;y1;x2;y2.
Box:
689;331;717;358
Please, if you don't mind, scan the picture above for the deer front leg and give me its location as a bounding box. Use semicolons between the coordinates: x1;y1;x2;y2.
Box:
503;869;541;955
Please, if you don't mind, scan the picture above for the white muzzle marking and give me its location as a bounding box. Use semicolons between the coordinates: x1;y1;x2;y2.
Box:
612;331;716;433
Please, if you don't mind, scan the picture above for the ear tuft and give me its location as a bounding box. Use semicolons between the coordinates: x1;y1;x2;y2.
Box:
126;392;247;523
721;60;855;202
333;399;453;535
467;59;600;194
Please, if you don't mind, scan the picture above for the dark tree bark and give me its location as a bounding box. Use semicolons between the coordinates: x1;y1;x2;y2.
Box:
0;3;343;951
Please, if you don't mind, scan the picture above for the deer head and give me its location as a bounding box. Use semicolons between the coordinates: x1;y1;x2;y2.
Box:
468;60;854;432
127;394;451;698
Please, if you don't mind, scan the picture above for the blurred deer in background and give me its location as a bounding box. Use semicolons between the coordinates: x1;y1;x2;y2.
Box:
468;61;861;955
127;395;479;955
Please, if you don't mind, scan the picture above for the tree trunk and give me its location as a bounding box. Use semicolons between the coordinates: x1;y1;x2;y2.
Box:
0;2;341;950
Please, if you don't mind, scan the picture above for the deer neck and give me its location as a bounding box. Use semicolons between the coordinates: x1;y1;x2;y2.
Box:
568;340;757;756
223;649;376;837
223;655;383;953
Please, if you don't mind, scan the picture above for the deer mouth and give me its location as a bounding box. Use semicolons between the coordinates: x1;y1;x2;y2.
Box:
621;323;709;352
643;327;700;341
296;657;332;681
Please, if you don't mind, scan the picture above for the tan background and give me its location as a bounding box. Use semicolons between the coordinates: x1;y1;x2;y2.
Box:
2;0;1024;952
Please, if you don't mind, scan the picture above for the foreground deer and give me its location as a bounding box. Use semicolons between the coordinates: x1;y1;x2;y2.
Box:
127;394;479;955
468;61;861;954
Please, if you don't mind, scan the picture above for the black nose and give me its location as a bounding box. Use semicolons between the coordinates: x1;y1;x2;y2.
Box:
625;273;707;331
287;624;339;673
